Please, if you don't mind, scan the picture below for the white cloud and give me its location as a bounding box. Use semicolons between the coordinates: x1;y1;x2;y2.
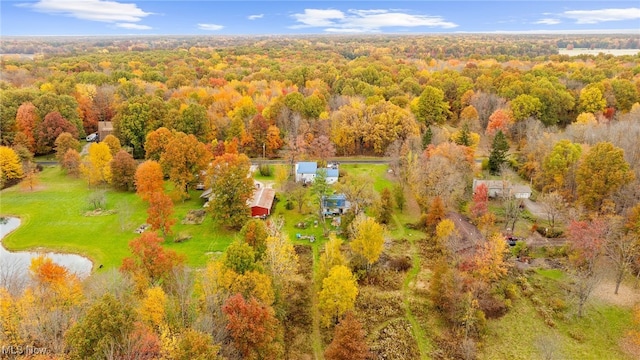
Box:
198;23;224;31
290;8;457;32
291;9;344;28
562;8;640;24
115;23;151;30
25;0;151;23
248;14;264;20
534;18;561;25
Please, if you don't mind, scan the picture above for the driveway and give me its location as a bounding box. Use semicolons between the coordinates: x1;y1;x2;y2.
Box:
447;211;484;253
522;198;546;219
80;142;91;156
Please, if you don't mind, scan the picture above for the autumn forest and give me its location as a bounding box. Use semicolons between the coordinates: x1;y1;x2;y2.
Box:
1;34;640;359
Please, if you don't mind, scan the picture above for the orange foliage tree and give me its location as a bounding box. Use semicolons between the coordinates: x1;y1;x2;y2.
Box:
160;132;211;201
144;127;174;162
135;160;164;201
15;102;39;152
324;312;370;360
120;232;185;290
147;191;176;237
485;108;513;136
222;293;282;359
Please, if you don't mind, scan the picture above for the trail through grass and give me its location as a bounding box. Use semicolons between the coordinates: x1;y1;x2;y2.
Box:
394;213;432;359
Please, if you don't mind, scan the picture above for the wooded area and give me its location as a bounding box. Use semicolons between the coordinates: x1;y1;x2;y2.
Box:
1;34;640;359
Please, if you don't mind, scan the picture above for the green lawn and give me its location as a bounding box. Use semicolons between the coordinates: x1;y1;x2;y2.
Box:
479;272;635;360
1;166;235;270
340;164;394;192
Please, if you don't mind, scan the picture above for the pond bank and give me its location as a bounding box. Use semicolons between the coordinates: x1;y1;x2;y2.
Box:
0;217;93;279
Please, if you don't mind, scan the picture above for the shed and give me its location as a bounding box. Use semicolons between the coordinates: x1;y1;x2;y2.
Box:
250;187;276;218
322;194;350;215
97;121;113;141
512;184;532;199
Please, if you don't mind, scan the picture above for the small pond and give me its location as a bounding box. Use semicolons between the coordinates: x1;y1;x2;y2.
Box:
1;217;93;279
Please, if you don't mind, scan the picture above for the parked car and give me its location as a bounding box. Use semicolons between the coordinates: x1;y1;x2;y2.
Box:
86;133;98;142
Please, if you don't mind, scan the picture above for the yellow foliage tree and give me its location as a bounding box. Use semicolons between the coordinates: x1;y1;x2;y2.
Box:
82;142;112;186
473;233;511;283
317;234;347;282
230;270;275;306
435;218;458;252
264;235;299;293
575;112;597;125
102;134;122;156
0;146;23;188
139;286;167;328
318;265;359;327
350;216;385;267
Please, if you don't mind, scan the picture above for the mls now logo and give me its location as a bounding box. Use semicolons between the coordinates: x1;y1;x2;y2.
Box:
1;345;48;356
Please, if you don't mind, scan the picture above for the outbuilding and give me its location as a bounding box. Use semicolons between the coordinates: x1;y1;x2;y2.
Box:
250;187;276;218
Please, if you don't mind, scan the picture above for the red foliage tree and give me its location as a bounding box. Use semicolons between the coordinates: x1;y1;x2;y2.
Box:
567;219;606;271
111;150;138;191
35;111;78;154
471;183;489;218
127;322;161;360
222;293;282;359
120;232;185;288
324;312;370;360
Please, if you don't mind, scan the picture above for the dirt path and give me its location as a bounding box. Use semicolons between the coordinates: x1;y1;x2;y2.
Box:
394;213;432;359
592;280;640;307
310;245;324;360
447;211;484;252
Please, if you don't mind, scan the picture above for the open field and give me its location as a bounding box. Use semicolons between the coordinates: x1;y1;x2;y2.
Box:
479;271;637;360
558;48;640;56
1;166;235;269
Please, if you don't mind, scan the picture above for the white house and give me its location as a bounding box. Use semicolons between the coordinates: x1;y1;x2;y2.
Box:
295;162;317;184
472;179;531;199
295;162;340;184
324;168;339;184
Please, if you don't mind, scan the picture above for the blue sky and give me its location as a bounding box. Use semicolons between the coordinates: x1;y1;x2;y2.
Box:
1;1;639;36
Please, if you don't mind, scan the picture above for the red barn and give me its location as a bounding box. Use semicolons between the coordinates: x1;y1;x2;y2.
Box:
250;187;275;218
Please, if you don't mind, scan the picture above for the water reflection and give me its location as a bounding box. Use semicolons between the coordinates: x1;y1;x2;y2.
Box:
0;217;93;284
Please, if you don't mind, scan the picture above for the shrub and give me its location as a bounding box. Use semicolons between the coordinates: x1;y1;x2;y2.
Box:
388;256;412;272
259;164;272;177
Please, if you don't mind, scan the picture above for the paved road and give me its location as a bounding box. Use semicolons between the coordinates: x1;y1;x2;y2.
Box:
37;157;394;166
250;158;392;165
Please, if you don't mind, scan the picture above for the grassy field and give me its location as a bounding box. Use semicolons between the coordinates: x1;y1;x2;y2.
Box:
1;166;235;269
478;271;636;360
340;163;394;192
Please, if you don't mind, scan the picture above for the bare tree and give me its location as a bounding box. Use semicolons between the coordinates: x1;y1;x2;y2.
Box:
539;192;566;233
336;172;377;216
0;258;29;296
534;335;561;360
603;216;640;294
168;266;195;328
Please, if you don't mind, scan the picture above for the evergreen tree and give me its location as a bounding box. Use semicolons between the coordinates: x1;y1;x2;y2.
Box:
377;188;394;224
488;130;509;175
455;122;472;147
422;126;433;149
